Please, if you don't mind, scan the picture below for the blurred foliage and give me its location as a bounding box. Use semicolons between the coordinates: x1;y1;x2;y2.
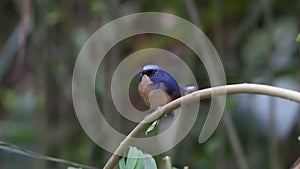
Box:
119;146;157;169
0;0;300;169
296;33;300;42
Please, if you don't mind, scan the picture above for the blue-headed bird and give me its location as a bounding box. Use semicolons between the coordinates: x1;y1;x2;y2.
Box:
138;64;198;137
138;64;197;110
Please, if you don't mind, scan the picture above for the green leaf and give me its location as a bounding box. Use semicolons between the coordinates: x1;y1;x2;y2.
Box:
126;146;142;169
296;33;300;42
67;167;82;169
120;147;157;169
145;120;160;135
135;155;145;169
134;147;145;169
144;154;158;169
119;157;126;169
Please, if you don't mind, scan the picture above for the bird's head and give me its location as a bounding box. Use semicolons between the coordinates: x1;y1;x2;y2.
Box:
139;64;163;83
139;64;181;98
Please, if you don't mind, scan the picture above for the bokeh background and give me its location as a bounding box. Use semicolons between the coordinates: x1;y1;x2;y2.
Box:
0;0;300;169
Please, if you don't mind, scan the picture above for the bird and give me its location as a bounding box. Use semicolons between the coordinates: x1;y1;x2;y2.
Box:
138;64;197;110
138;64;198;137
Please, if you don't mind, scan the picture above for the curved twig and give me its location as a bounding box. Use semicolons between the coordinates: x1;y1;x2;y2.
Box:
103;83;300;169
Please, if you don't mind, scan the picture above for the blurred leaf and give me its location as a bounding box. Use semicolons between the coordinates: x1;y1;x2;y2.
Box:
2;90;36;117
145;120;160;135
296;33;300;42
204;138;222;156
144;154;157;169
126;146;139;168
135;155;145;169
241;17;298;78
119;146;157;169
46;5;63;25
88;0;105;12
119;157;126;169
2;122;34;141
67;167;82;169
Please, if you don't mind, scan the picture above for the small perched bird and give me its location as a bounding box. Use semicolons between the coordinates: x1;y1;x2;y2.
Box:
138;64;197;109
138;64;198;137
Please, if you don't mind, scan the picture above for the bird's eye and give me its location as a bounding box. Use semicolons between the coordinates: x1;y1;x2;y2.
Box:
148;70;156;75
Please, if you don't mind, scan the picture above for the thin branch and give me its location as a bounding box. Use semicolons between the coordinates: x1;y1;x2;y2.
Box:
262;0;278;167
0;5;32;82
103;83;300;169
162;156;172;169
17;0;31;65
184;0;201;26
0;141;98;169
223;111;249;169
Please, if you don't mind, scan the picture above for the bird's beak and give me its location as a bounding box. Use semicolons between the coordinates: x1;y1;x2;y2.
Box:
139;71;145;82
140;74;152;85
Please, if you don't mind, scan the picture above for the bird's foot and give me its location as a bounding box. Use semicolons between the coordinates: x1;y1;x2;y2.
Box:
143;113;154;124
155;106;168;117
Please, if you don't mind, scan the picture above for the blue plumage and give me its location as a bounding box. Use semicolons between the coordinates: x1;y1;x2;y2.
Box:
138;64;181;108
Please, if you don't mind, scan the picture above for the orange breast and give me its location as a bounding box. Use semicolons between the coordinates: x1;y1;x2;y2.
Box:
138;75;173;109
138;75;153;107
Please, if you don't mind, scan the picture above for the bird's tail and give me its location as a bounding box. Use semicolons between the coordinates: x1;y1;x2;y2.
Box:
180;85;199;95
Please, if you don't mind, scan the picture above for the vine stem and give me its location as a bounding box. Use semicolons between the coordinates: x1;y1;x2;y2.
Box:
103;83;300;169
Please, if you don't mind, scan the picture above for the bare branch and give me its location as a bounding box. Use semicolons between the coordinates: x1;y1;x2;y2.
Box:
103;83;300;169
